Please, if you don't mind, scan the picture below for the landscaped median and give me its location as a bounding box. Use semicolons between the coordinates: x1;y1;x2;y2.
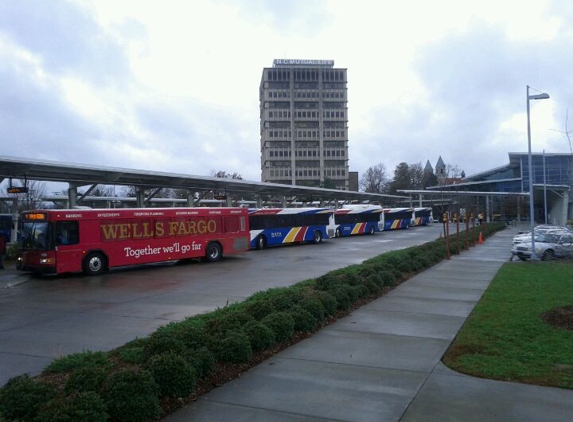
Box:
443;260;573;388
0;223;505;422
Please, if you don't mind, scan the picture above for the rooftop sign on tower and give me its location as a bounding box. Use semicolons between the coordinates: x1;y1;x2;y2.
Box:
273;59;334;68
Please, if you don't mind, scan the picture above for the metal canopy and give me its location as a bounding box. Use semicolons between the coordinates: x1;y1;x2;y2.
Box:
0;155;407;204
398;189;530;197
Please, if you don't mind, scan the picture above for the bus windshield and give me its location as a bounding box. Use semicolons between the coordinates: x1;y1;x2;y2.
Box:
20;221;51;250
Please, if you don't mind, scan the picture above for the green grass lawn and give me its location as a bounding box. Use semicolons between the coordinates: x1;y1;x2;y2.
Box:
443;261;573;389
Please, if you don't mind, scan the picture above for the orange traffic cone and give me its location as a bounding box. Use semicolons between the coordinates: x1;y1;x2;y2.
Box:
478;232;483;244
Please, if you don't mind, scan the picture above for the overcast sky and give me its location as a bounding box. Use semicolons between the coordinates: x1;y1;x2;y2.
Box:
1;0;571;187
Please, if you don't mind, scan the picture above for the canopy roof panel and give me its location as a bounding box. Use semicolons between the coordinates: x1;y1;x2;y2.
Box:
0;155;407;204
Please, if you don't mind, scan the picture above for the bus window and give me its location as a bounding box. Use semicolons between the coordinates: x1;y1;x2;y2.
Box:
56;221;79;245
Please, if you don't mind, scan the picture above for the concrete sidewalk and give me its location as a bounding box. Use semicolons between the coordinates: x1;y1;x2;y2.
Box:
164;227;573;422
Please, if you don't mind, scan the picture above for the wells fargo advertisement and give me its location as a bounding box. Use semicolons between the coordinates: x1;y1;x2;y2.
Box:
100;218;221;260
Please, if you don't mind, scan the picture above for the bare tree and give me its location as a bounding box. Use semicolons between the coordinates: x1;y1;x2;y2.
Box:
57;185;116;198
443;164;462;182
122;186;172;199
82;185;115;197
4;179;48;212
409;162;424;189
210;170;251;201
211;170;243;180
171;188;192;200
123;186;171;198
360;163;389;193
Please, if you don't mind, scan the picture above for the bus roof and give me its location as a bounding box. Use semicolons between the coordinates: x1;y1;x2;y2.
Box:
248;207;333;215
21;207;248;220
335;205;383;214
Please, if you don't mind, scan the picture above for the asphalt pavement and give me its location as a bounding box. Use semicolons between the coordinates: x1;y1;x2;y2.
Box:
162;226;573;422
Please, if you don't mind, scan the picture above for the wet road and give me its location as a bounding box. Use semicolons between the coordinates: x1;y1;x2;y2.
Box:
0;225;443;386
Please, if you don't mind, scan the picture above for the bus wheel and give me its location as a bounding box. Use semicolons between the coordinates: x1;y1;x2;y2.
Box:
312;230;323;244
256;235;267;250
335;228;341;238
83;252;107;276
206;242;222;262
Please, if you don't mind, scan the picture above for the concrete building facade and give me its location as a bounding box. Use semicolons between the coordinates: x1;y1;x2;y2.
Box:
259;59;349;190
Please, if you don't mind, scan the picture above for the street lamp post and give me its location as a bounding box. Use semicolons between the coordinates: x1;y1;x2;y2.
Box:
526;85;550;260
543;149;547;224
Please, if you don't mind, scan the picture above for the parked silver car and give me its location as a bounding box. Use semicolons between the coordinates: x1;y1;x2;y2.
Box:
512;225;572;245
511;233;573;261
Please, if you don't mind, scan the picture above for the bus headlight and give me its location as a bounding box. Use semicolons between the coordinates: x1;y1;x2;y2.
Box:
40;258;55;265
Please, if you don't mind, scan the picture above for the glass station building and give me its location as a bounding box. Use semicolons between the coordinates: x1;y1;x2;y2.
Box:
428;152;573;225
437;152;572;225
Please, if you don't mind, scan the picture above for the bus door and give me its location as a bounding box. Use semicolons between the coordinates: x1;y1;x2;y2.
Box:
54;221;83;274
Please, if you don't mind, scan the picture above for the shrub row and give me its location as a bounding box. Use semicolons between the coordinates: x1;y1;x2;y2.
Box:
0;223;506;422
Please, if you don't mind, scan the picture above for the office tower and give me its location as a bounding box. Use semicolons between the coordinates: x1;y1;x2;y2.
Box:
259;59;349;190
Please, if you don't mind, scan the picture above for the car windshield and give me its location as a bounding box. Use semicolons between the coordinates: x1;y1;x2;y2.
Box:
540;233;560;244
535;225;572;234
522;234;549;242
19;221;51;250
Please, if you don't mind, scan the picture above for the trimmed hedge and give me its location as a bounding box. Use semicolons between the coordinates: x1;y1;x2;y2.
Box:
312;290;338;316
34;391;108;422
0;375;59;421
44;350;109;374
0;223;506;422
147;352;197;397
213;331;253;363
244;320;275;351
261;312;295;342
101;369;160;422
64;364;109;394
290;306;317;332
186;347;216;378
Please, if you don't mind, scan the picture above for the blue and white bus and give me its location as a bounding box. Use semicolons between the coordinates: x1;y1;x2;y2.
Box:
333;205;384;237
413;207;433;226
248;208;335;249
382;208;414;230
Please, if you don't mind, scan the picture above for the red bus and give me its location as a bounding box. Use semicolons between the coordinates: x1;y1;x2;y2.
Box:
17;207;250;276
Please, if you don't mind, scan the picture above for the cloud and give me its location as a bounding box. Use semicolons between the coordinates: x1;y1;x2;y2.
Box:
351;11;572;177
0;0;130;87
0;58;98;160
0;0;571;188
